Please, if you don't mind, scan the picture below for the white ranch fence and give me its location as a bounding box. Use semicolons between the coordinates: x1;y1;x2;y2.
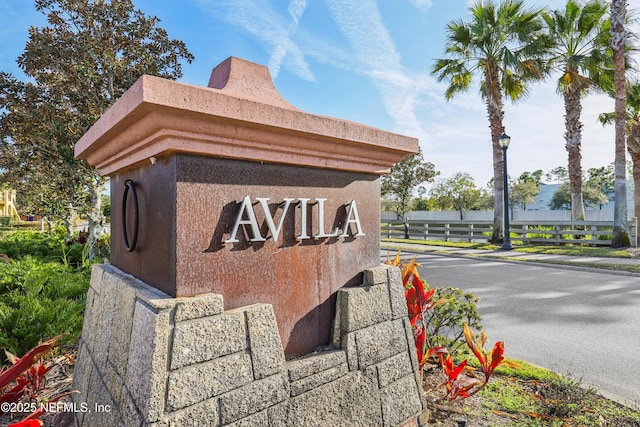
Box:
383;209;635;222
381;218;638;248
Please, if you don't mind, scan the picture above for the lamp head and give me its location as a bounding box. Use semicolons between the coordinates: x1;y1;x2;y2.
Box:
498;132;511;148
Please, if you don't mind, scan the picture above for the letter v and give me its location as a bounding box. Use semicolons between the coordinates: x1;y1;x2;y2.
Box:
257;198;294;241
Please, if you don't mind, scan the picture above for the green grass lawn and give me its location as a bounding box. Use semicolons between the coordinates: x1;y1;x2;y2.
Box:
382;237;634;258
427;359;640;426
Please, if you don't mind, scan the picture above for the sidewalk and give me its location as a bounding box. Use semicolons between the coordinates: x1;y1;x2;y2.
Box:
381;241;640;274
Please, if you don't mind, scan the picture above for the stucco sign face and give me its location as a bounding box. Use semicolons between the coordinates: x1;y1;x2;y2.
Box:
224;196;365;244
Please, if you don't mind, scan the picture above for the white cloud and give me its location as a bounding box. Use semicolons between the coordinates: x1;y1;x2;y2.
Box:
325;0;438;138
0;0;29;26
196;0;315;81
268;0;308;78
326;0;401;70
408;0;432;12
287;0;306;23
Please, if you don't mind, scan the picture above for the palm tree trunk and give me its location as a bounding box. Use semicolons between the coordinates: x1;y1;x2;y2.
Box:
487;67;505;244
611;0;630;248
563;88;586;222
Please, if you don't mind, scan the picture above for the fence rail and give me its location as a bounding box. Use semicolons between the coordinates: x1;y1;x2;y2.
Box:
381;218;638;248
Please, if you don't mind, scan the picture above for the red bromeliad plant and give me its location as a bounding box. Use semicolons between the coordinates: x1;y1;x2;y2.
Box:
439;354;476;400
463;323;520;388
386;252;519;402
1;337;62;405
437;324;521;401
388;254;450;366
387;253;448;367
1;335;78;427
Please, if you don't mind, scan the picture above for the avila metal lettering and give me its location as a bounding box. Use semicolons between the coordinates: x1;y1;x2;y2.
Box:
224;196;365;244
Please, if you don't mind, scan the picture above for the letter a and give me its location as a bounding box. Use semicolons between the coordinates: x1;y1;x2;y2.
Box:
341;200;365;237
225;196;265;243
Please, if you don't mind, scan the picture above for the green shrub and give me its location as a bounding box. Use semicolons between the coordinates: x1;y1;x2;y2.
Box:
0;229;96;269
0;229;95;364
424;286;482;359
0;230;64;260
0;258;89;363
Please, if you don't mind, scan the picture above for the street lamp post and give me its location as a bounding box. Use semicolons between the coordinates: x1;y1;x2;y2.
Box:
499;132;513;251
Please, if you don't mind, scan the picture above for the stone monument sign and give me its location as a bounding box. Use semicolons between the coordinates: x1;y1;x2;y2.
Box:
72;57;428;426
75;56;417;355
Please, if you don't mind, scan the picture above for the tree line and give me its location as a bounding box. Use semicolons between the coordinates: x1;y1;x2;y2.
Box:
384;0;636;247
383;163;627;219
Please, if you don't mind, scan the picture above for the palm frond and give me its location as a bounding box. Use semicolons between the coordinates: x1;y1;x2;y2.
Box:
432;0;551;105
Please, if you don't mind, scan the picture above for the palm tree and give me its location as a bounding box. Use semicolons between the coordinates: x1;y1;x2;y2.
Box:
542;0;611;222
432;0;551;244
607;0;631;247
599;81;640;233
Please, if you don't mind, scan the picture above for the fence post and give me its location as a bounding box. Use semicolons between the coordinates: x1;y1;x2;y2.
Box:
445;223;450;242
555;225;561;245
590;224;597;246
424;223;429;240
522;224;528;245
386;223;391;239
468;223;474;243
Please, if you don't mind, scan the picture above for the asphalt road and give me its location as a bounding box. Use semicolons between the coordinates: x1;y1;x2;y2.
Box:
381;250;640;408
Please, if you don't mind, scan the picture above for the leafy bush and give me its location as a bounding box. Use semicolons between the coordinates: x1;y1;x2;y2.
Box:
0;231;67;262
0;258;89;363
424;286;482;358
0;230;109;268
386;252;483;361
0;231;92;364
91;234;110;261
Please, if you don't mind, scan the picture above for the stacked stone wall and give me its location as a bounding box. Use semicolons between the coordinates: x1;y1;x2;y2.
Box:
73;264;425;426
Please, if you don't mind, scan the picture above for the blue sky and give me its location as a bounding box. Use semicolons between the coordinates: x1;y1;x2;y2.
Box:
1;0;638;187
